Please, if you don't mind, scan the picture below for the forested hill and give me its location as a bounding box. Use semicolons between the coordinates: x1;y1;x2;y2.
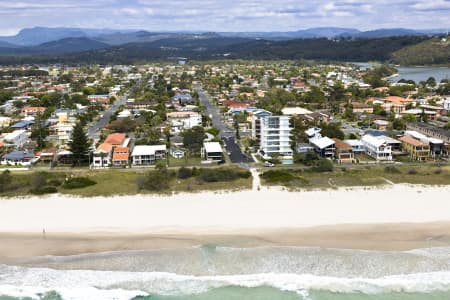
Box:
222;36;428;62
391;38;450;65
0;35;447;65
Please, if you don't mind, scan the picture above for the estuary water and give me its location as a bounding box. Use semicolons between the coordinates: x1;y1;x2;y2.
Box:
352;62;450;83
390;66;450;83
2;245;450;300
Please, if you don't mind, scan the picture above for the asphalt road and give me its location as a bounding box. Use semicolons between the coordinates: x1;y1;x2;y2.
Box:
195;84;254;164
87;94;128;140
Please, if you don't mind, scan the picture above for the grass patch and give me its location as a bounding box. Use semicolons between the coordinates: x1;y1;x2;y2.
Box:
62;177;97;189
260;164;450;189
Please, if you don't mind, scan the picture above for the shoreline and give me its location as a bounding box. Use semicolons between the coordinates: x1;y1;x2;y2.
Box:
2;222;450;263
1;184;450;262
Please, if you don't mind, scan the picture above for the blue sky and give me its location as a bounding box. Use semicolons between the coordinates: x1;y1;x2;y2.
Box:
0;0;449;35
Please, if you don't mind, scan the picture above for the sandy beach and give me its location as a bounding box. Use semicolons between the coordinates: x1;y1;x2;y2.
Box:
1;184;450;261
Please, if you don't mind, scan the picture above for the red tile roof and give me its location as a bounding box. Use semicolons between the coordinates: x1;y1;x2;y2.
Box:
104;133;126;146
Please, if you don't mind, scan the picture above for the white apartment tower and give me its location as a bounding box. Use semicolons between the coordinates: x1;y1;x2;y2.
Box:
259;115;293;159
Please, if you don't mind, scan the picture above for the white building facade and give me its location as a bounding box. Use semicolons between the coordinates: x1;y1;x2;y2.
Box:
259;116;293;160
361;135;392;161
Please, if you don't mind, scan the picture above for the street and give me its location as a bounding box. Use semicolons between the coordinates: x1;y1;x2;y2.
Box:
194;84;254;164
87;93;128;140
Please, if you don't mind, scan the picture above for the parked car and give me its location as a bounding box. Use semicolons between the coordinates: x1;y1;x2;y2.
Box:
263;161;274;167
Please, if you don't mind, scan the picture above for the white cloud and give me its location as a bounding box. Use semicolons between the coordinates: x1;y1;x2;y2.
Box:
0;0;448;34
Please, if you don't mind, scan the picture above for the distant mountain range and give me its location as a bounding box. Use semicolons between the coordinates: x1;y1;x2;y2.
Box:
0;27;447;65
0;26;446;47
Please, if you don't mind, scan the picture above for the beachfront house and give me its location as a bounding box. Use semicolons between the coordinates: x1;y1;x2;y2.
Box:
1;150;36;166
361;134;392;161
332;138;354;163
343;139;366;154
131;145;167;166
202;142;223;162
112;147;130;167
93;142;113;168
399;135;430;161
309;136;336;159
405;130;444;157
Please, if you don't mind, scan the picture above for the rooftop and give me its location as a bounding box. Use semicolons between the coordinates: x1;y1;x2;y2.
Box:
399;135;426;147
203;142;223;153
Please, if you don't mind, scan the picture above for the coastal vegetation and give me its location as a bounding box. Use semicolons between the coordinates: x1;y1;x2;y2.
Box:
0;167;252;197
261;164;450;189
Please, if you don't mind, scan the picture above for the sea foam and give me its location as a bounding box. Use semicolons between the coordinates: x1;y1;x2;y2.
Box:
2;264;450;299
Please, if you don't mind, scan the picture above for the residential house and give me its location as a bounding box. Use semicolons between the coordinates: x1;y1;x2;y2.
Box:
258;115;293;160
401;108;437;121
382;96;414;115
399;135;430;161
11;120;34;130
21;106;45;117
407;123;450;144
361;134;392;161
166;111;201;133
405;130;444;157
1;151;35;166
87;94;109;105
344;139;366;154
377;135;402;152
351;102;373;114
304;111;332;125
202;142;223;162
2;130;28;148
131;145;167;166
37;147;58;164
0;117;11;128
112;147;130;167
281;107;313;116
373;119;389;131
104;133;128;147
172;93;194;105
309;136;336;159
171;147;186;159
332;138;354;163
93;142;113;168
296;143;315;154
443;98;450;111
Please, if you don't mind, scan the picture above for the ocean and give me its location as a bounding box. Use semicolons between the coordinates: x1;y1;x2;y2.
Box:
2;245;450;299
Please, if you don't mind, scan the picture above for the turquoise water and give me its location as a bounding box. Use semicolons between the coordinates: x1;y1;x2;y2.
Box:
3;289;450;300
2;246;450;299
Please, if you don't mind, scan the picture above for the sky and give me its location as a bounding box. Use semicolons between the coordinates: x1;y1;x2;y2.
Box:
0;0;449;35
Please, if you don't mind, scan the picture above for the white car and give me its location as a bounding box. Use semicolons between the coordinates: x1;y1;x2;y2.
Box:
263;161;275;167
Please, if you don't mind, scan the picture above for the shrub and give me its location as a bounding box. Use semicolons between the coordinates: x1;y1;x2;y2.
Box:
384;166;401;174
31;186;58;195
408;168;418;175
177;167;193;179
238;170;252;179
62;177;97;189
262;170;295;183
312;159;334;172
0;170;12;193
137;168;175;191
198;168;239;182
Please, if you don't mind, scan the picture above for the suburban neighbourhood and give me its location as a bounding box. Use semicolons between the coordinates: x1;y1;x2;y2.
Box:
0;62;449;193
